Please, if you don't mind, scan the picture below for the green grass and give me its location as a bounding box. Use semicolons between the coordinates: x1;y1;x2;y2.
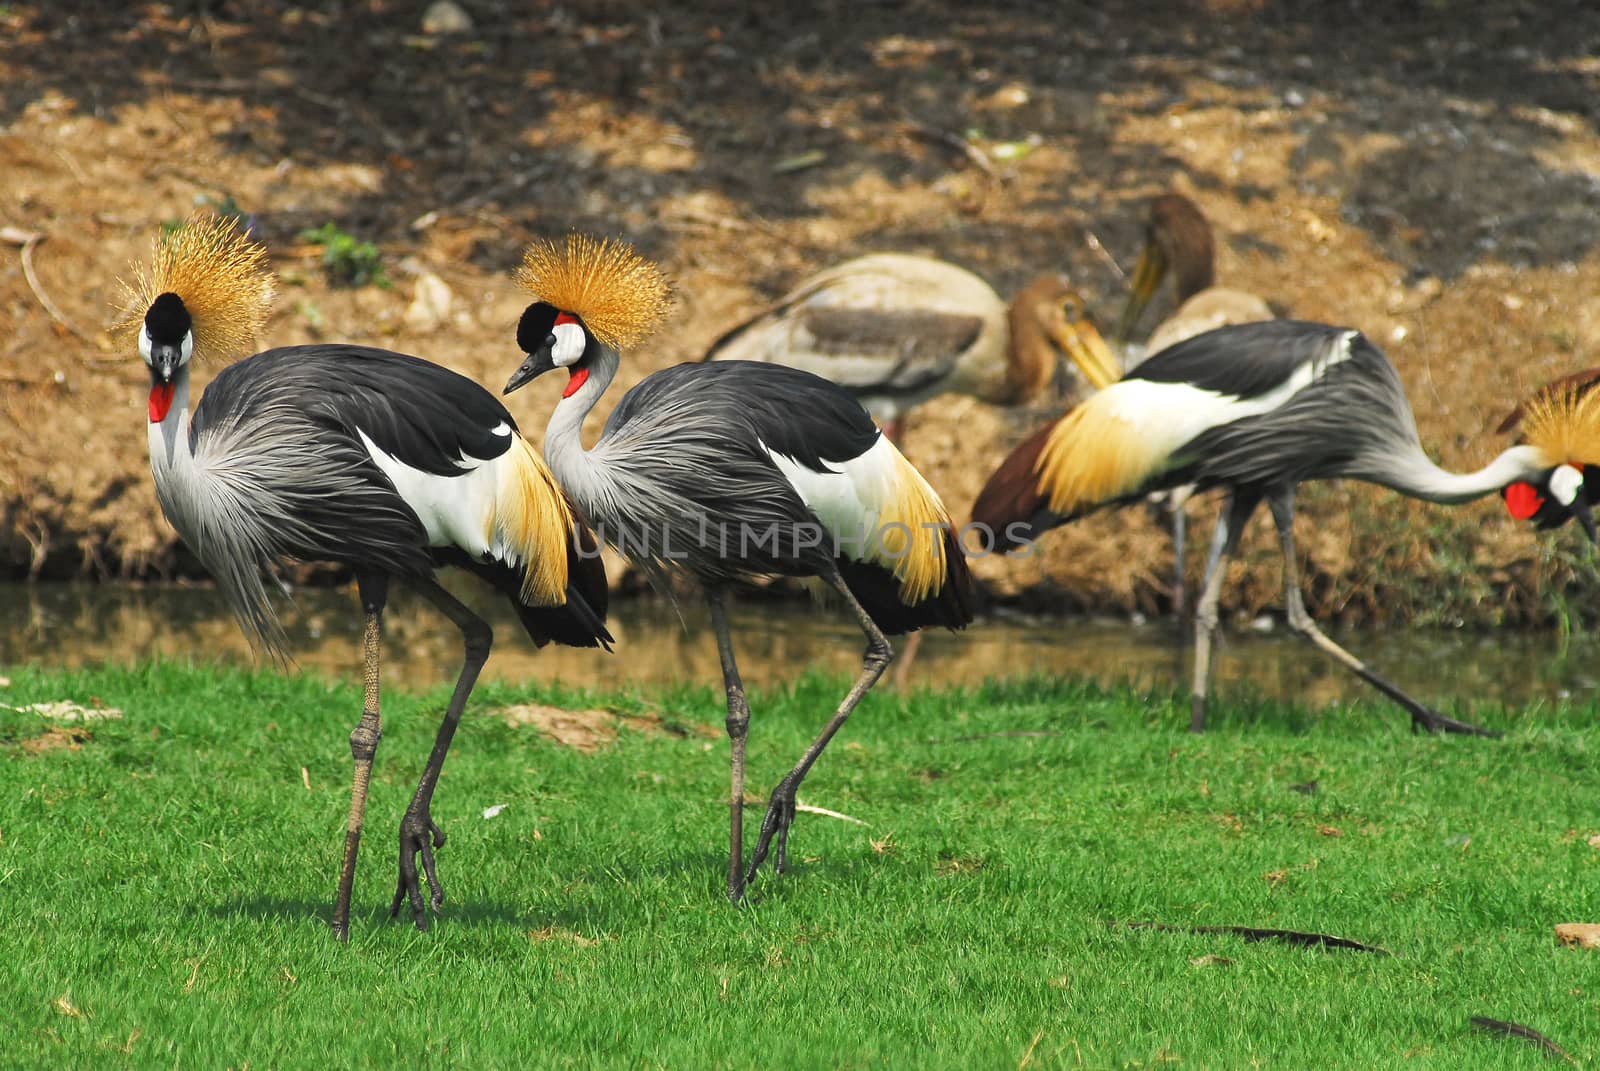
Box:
0;662;1595;1069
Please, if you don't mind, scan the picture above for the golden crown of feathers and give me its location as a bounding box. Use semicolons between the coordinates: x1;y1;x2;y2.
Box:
114;214;276;362
1519;383;1600;468
514;234;672;349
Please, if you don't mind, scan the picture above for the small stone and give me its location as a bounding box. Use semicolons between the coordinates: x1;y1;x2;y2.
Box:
403;271;454;332
421;0;473;35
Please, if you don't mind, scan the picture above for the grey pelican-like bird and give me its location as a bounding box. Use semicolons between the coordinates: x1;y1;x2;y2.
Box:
119;216;611;939
1495;367;1600;539
701;253;1122;441
1113;193;1276;611
502;236;977;902
971;318;1577;738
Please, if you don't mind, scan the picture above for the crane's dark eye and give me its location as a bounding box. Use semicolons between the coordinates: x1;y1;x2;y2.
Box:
1061;299;1081;320
545;332;557;350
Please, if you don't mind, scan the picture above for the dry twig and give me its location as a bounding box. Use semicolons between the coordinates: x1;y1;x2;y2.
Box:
1113;919;1392;954
902;117;1002;183
4;229;93;344
1469;1017;1577;1065
1082;227;1126;281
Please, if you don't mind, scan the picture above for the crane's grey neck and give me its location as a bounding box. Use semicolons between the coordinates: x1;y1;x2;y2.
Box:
147;363;193;468
1375;443;1547;505
543;344;621;514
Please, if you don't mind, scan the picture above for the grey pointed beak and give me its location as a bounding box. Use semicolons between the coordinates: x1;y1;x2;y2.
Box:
149;343;183;384
504;351;555;395
502;352;560;395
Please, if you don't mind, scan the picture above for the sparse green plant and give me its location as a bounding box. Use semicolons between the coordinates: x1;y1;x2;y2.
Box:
299;222;389;288
296;299;325;333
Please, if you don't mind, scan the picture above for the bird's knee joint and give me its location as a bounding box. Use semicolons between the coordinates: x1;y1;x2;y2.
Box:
349;720;381;762
725;708;749;738
464;623;493;660
865;641;894;673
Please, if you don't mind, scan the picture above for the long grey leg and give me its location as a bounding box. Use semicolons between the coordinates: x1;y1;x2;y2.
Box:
745;566;893;885
1190;491;1259;733
1171;504;1188;615
386;575;494;930
1265;490;1497;738
705;586;752;903
331;575;388;941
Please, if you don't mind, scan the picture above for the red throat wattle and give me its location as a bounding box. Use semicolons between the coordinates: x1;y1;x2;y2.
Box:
562;367;590;398
1503;481;1543;519
148;383;175;423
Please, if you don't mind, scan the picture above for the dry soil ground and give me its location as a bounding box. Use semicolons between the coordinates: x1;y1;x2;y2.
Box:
3;0;1600;625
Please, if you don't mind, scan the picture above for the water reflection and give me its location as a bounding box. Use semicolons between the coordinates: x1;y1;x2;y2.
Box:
2;582;1596;709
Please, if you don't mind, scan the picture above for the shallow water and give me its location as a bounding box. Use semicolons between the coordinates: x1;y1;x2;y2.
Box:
2;582;1597;714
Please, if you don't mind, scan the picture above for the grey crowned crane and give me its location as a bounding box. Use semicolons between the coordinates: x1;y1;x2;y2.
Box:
1495;367;1600;540
1112;193;1275;612
501;236;977;901
971;318;1580;738
700;254;1122;442
119;217;612;939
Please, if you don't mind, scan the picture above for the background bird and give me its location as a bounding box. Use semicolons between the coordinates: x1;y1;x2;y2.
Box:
971;318;1572;738
1495;367;1600;540
1111;193;1277;611
701;253;1121;442
503;235;976;902
119;216;612;940
1113;193;1275;358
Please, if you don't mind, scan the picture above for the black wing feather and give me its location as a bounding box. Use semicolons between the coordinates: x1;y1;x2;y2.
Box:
1129;320;1354;400
288;345;519;474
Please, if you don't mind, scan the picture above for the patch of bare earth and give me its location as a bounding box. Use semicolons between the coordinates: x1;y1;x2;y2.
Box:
3;2;1598;625
500;702;714;753
14;725;92;754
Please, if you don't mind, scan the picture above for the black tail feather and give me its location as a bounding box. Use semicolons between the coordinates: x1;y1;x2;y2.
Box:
837;527;977;635
433;531;614;650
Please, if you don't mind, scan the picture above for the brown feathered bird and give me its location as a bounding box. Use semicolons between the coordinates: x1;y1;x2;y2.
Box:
1114;194;1274;356
1112;193;1277;610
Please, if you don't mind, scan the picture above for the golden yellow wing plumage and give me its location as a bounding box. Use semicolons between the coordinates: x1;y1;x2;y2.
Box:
875;440;954;602
1033;393;1168;516
493;434;577;606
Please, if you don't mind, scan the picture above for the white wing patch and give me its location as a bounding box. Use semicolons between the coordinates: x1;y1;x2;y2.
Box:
1105;330;1358;466
356;428;508;560
761;434;901;562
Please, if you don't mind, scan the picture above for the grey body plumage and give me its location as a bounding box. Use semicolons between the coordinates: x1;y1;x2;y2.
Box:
548;350;877;586
149;350;429;659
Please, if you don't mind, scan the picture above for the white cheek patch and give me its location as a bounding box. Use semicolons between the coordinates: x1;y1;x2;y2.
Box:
180;330;195;365
138;325;154;363
1549;464;1584;507
551;322;586;367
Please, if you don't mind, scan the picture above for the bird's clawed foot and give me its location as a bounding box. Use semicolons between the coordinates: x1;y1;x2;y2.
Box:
1409;706;1501;739
744;777;799;887
388;808;448;930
